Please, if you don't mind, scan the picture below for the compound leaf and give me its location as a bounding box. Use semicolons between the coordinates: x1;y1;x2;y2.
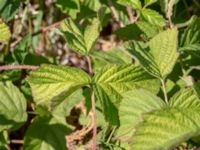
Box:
94;64;160;125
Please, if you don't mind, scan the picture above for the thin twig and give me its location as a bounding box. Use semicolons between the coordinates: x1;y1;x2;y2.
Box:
11;19;66;48
10;140;24;144
32;18;66;36
107;0;124;27
106;126;117;143
86;56;93;74
161;79;168;104
66;112;94;150
0;65;39;71
126;6;134;23
86;56;97;150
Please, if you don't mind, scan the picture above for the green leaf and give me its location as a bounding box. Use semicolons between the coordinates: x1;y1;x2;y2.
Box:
140;8;165;27
60;19;87;55
27;65;91;106
117;89;165;140
114;23;141;40
149;28;178;78
84;19;101;52
56;0;79;19
0;131;9;150
91;48;132;71
56;0;79;10
180;17;200;56
24;116;71;150
60;18;100;55
0;21;11;42
130;88;200;150
131;108;200;150
169;88;200;108
115;21;162;40
159;0;168;13
78;0;101;19
144;0;157;7
136;21;162;38
130;28;178;78
0;0;20;21
94;64;160;125
117;0;142;9
0;82;27;131
52;89;83;126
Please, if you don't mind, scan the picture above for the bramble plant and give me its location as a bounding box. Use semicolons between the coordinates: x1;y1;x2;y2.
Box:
0;0;200;150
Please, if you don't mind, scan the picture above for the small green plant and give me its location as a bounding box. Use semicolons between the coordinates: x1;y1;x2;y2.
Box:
0;0;200;150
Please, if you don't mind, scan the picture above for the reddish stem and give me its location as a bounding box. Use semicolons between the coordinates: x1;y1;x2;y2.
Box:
0;65;39;71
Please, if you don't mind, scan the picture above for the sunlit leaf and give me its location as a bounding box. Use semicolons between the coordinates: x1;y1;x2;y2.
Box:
27;65;91;106
94;64;160;125
141;8;165;27
0;21;11;42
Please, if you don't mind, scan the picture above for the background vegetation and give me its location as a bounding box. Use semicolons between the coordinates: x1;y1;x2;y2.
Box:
0;0;200;150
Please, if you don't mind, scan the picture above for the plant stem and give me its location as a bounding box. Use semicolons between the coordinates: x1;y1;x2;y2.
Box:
86;56;97;150
176;16;196;28
107;0;124;27
86;56;93;74
10;140;24;144
0;65;39;71
161;79;168;104
166;0;176;28
126;6;134;23
106;126;116;143
179;57;187;77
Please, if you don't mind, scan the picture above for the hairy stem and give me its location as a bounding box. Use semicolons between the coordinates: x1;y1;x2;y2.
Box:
0;65;39;71
86;56;97;150
167;0;176;28
161;79;168;104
